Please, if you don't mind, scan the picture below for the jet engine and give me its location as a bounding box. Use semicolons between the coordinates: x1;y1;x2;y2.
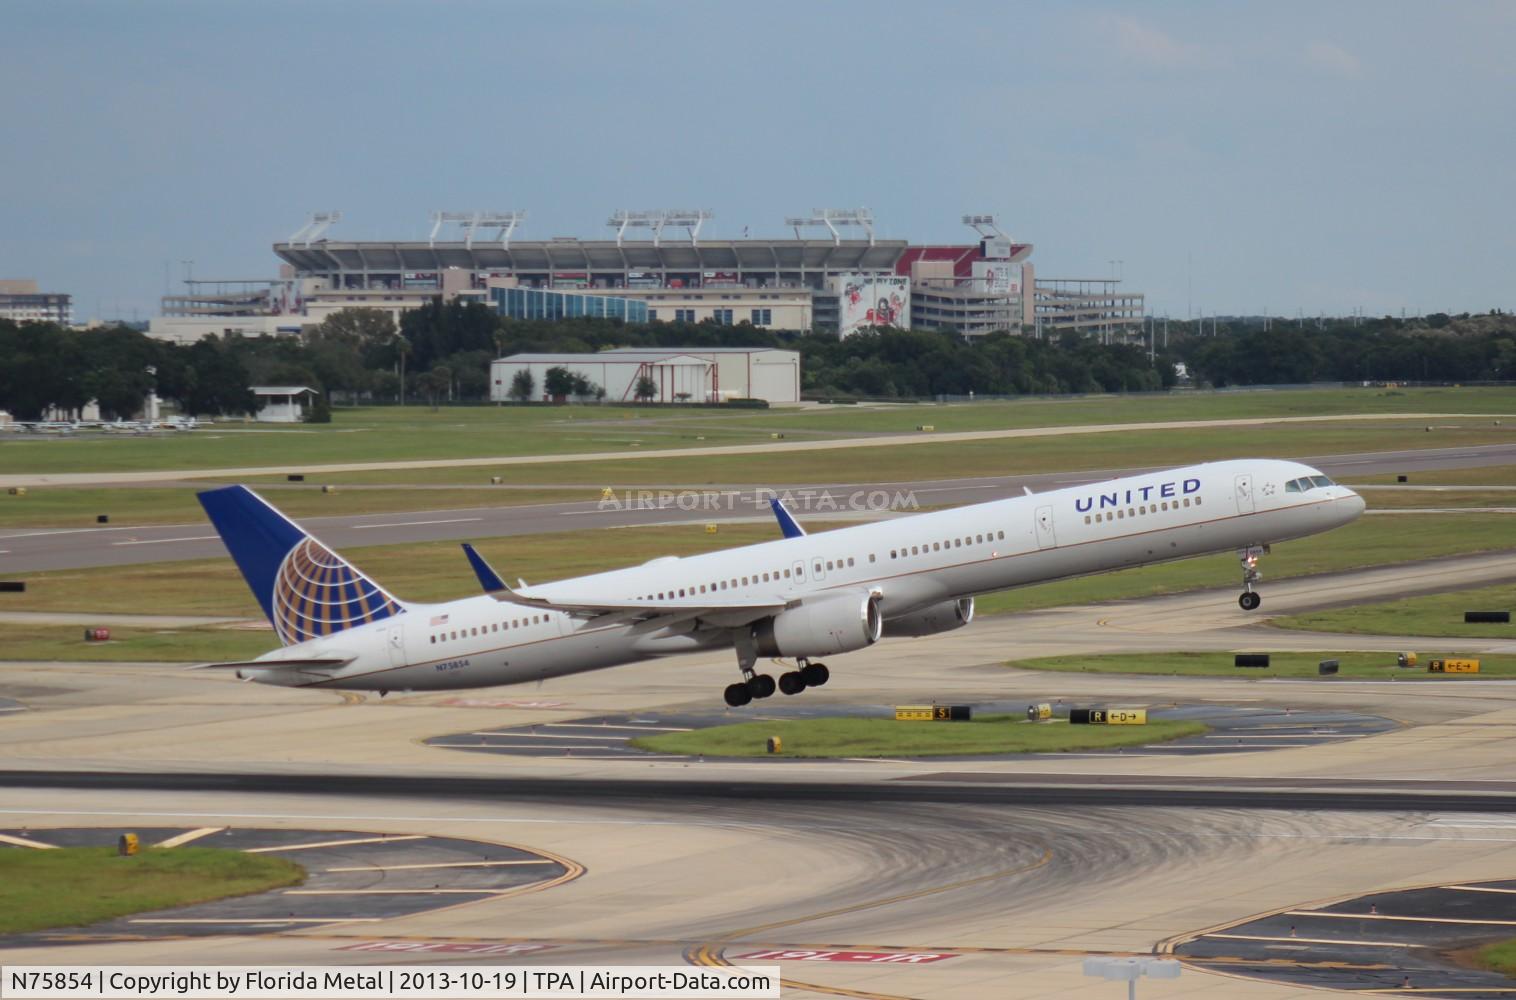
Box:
881;597;974;638
754;589;882;657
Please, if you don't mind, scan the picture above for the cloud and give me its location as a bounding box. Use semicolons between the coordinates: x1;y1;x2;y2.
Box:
1305;40;1362;78
1106;15;1206;68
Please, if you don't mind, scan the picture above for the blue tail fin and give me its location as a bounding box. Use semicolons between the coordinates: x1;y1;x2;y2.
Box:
197;486;406;646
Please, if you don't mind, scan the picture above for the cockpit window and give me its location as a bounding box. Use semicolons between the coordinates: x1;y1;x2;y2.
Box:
1285;479;1303;493
1310;475;1334;488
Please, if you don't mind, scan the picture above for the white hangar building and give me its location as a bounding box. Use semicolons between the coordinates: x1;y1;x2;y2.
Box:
489;347;800;404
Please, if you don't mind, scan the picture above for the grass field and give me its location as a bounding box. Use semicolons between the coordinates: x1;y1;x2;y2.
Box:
1353;464;1516;487
1;387;1509;478
1275;583;1516;639
628;715;1207;757
232;421;1516;488
0;624;274;663
707;386;1516;435
3;514;1511;629
0;485;587;529
0;846;304;934
1007;650;1516;679
975;513;1516;615
1473;938;1516;978
1353;489;1516;510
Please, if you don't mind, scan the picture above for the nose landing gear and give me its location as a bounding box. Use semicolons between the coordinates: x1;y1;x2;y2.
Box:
1238;544;1269;611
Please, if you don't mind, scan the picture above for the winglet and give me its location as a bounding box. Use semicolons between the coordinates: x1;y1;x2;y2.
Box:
770;498;806;539
461;543;508;594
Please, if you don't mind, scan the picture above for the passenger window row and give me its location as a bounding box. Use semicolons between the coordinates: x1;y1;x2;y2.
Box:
431;615;546;645
1083;496;1201;525
889;530;1005;561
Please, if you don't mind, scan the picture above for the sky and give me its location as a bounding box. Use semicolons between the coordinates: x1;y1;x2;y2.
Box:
3;0;1513;321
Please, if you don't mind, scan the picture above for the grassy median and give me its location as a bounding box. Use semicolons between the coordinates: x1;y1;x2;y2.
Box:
1473;938;1516;978
0;846;304;934
629;715;1206;758
1007;650;1516;679
0;624;273;664
1274;583;1516;639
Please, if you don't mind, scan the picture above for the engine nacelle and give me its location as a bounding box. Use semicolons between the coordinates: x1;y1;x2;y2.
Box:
881;597;974;638
754;589;883;658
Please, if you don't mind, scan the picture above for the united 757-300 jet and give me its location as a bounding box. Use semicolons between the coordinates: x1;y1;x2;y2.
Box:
195;458;1365;706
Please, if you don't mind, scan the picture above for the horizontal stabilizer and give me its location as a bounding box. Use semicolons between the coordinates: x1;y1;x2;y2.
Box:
190;656;354;673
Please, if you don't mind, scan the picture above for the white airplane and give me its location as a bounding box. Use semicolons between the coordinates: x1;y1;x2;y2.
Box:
196;458;1365;704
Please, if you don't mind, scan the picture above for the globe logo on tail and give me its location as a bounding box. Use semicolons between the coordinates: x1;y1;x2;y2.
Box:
271;537;401;645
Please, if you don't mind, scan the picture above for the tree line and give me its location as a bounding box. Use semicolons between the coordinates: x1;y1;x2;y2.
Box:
3;306;1512;421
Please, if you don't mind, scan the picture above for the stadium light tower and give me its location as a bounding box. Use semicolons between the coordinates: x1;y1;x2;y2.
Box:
784;208;875;246
429;211;527;249
607;209;713;247
288;211;341;247
962;213;1008;240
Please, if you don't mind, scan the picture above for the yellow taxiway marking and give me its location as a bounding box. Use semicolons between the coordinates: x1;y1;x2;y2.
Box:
156;826;225;848
0;832;57;849
688;848;1055;1000
324;860;553;873
1203;932;1422;948
1446;884;1516;894
245;834;427;854
1289;910;1516;926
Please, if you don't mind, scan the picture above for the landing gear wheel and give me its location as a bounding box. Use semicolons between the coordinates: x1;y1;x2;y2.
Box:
778;671;807;696
1239;591;1262;611
747;673;776;699
723;682;753;707
800;662;830;687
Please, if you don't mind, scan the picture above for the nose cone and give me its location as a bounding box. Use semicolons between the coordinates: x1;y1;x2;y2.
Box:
1340;489;1367;521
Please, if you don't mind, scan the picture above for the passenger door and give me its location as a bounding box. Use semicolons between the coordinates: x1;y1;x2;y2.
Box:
1234;474;1255;515
385;623;406;668
1034;506;1057;549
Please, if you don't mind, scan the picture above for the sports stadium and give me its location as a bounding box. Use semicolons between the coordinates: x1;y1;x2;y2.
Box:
155;209;1144;344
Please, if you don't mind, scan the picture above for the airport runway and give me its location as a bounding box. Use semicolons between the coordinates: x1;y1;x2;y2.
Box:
3;442;1513;573
4;458;1516;994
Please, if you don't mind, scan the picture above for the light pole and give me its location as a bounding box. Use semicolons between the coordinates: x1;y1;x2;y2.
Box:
1083;957;1181;999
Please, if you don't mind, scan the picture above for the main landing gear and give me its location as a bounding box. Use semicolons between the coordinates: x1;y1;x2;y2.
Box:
723;658;830;708
1237;544;1269;611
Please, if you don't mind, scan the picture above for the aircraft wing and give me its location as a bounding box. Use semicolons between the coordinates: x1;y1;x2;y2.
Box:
461;543;786;624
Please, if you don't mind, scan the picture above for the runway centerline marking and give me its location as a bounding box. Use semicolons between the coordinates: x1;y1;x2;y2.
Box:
0;832;57;849
131;918;381;925
471;732;630;741
324;860;554;873
110;535;216;546
245;834;427;853
155;826;225;848
352;518;482;530
543;722;693;732
1446;885;1516;895
1289;910;1516;926
285;889;518;896
1201;933;1422;948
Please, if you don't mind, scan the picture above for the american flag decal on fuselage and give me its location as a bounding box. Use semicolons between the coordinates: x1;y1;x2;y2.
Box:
272;537;402;645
